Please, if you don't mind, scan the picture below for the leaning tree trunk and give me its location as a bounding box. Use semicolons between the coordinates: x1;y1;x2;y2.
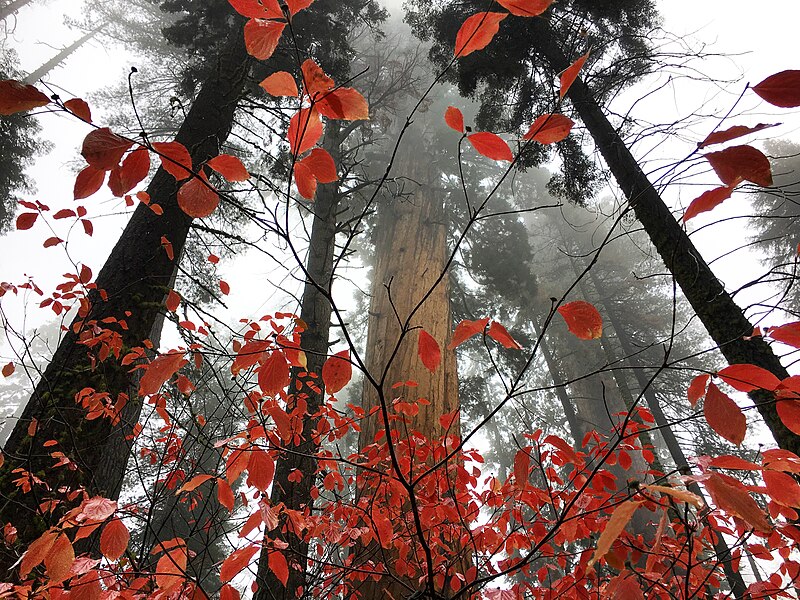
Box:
0;30;250;571
355;136;467;599
23;25;103;84
0;0;32;20
532;17;800;455
253;129;343;600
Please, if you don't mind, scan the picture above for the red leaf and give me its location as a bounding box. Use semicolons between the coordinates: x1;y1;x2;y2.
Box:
2;363;14;377
81;496;117;521
523;113;574;144
166;290;181;312
246;448;275;492
152;141;193;181
752;70;800;108
220;280;231;295
718;363;781;393
301;59;335;97
269;550;289;586
448;318;490;350
559;51;590;99
514;449;530;487
558;301;603;340
178;474;215;493
488;321;523;349
100;518;129;561
64;98;92;122
82;128;133;171
285;0;313;15
439;410;458;431
0;79;50;115
79;264;93;284
418;330;441;373
139;352;188;396
108;147;150;197
778;400;800;435
682;186;734;222
763;469;800;507
244;18;286;61
302;148;337;183
317;87;369;121
82;218;94;236
699;123;779;149
467;132;513;161
768;322;800;348
496;0;553;17
294;161;317;199
587;500;643;567
322;349;352;395
705;145;773;188
709;455;762;470
208;154;250;182
217;478;235;511
19;530;56;578
445;106;465;133
704;383;746;445
16;212;38;230
220;545;260;582
155;546;187;591
260;71;298;97
227;0;282;19
178;174;220;218
74;165;106;200
258;352;290;397
54;209;76;219
454;12;506;58
44;534;74;584
687;374;710;408
220;585;241;600
288;108;323;156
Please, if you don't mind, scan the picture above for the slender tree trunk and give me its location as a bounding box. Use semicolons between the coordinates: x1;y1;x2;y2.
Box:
0;0;32;20
253;129;342;600
23;26;103;84
533;18;800;454
355;137;466;598
0;30;250;572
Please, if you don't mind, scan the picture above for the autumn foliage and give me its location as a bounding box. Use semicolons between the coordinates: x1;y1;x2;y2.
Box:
4;1;800;599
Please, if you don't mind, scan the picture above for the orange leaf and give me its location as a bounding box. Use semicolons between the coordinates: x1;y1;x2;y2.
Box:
642;485;703;508
559;51;590;99
244;18;286;60
768;322;800;348
247;448;276;492
704;383;746;445
488;321;523;350
100;518;129;561
753;70;800;108
153;141;193;181
178;174;220;218
16;212;38;230
687;374;710;408
228;0;282;19
139;352;188;397
108;147;150;197
445;106;465;133
448;318;490;350
74;165;106;200
0;80;50;115
155;546;187;591
178;474;215;493
718;364;781;393
20;530;57;578
294;161;317;199
44;534;74;584
301;147;338;182
208;154;250;182
523;113;574;144
496;0;553;17
558;300;602;340
2;363;14;377
258;352;290;397
703;472;771;532
588;500;643;567
301;59;334;96
322;349;351;395
709;455;762;470
699;123;779;149
82;128;133;171
763;469;800;507
418;329;441;373
220;545;260;583
682;186;733;222
705;145;773;188
317;87;369;121
64;98;92;122
288;108;323;156
454;12;506;58
467;132;513;161
269;550;289;586
260;71;298;97
217;478;235;511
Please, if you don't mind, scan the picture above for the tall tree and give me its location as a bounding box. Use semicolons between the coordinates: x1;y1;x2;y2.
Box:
405;0;800;454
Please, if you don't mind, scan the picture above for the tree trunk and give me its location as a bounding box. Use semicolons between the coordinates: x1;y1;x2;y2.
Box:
0;0;32;20
355;136;466;599
532;17;800;455
23;25;103;84
0;30;250;572
253;130;342;600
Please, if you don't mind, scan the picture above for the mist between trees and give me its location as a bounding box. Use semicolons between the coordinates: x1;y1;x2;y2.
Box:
1;0;800;599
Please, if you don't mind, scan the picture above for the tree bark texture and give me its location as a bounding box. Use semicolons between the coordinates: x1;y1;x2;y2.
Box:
0;30;249;571
532;17;800;455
